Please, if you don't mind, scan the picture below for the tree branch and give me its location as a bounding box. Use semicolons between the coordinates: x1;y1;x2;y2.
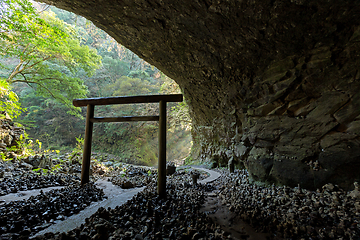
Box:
12;77;64;83
7;59;24;83
12;78;58;100
21;43;31;55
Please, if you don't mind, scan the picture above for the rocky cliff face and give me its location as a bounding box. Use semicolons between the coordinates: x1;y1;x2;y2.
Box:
37;0;360;190
0;112;25;155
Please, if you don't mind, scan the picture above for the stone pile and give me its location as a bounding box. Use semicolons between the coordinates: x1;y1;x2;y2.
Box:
0;182;105;239
0;160;80;196
22;155;53;170
110;167;209;190
110;165;156;189
3;157;359;239
214;170;360;239
33;173;224;240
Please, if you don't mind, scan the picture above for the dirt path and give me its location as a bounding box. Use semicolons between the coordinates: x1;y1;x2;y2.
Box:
201;191;271;240
0;186;64;204
32;180;145;238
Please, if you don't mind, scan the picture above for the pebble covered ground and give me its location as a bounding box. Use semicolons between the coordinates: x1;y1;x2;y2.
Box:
0;160;80;196
1;155;360;239
0;183;105;239
214;170;360;240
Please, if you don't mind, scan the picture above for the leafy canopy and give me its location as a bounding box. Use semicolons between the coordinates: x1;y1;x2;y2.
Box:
0;78;23;118
0;0;102;115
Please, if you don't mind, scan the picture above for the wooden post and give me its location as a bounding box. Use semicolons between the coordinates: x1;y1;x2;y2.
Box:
81;104;94;185
158;100;166;198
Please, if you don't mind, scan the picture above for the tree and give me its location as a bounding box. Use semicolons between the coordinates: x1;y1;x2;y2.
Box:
0;0;102;115
159;74;191;131
0;79;22;119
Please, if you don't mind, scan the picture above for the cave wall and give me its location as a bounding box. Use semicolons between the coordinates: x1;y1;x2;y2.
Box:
37;0;360;190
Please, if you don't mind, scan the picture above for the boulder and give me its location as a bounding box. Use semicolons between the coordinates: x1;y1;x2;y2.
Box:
166;162;176;175
121;180;134;189
24;154;53;169
20;162;34;170
0;112;25;153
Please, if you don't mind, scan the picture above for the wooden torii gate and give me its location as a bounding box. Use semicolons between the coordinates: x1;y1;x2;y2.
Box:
73;94;183;198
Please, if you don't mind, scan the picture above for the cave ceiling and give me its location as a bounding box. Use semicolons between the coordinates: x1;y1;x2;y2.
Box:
36;0;360;189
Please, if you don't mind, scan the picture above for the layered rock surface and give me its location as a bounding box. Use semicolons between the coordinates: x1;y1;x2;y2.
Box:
0;112;24;154
36;0;360;189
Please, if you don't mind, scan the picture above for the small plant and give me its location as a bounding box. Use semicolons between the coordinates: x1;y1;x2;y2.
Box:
32;162;62;175
36;139;42;150
32;168;49;175
119;166;127;178
51;163;62;173
69;135;84;163
0;152;11;161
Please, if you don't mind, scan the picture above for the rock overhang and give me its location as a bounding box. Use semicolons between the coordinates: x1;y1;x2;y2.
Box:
36;0;360;190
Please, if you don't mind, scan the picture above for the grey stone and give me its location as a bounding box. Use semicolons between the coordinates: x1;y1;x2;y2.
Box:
269;158;316;189
320;132;357;150
38;155;53;169
121;180;134;189
0;142;6;150
3;135;13;146
307;92;349;119
20;162;34;170
334;91;360;124
245;147;273;182
346;120;360;133
233;144;248;158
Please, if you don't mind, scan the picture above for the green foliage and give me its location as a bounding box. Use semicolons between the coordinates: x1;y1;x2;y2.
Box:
159;74;192;132
0;78;24;118
69;135;84;163
159;74;181;94
0;3;192;166
169;101;192;132
0;0;102;115
0;152;7;161
108;76;157;97
33;161;62;175
35;139;42;150
4;132;40;159
102;56;130;80
19;87;85;150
